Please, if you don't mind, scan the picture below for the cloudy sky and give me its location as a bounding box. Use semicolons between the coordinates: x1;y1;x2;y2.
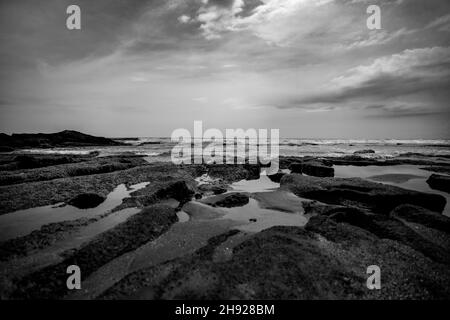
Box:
0;0;449;138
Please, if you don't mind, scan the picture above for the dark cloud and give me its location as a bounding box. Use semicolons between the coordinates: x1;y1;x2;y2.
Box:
297;73;450;105
0;0;156;65
206;0;236;8
363;104;447;118
273;46;450;118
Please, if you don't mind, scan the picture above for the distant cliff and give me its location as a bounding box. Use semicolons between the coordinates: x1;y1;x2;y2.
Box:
0;130;124;150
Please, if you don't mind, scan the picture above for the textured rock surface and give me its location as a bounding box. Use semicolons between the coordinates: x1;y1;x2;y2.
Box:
281;174;446;214
201;192;250;208
426;174;450;193
354;149;375;154
288;160;334;177
68;193;106;209
101;218;450;299
10;204;177;299
0;130;123;149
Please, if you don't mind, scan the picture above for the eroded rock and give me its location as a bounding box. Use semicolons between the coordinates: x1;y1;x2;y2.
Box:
156;180;195;202
302;161;334;177
391;204;450;234
288;160;334;177
267;171;286;183
426;174;450;193
354;149;375;154
68;193;105;209
201;192;250;208
281;174;446;214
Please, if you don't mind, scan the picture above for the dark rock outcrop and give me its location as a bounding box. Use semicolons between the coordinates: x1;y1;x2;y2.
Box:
0;146;14;152
280;154;449;169
0;130;122;149
0;155;147;187
194;193;202;200
288;162;303;173
201;192;250;208
137;141;160;146
426;174;450;193
156;180;195;202
215;193;249;208
421;166;450;175
267;171;286;183
12;154;75;170
327;155;446;167
252;190;304;213
207;164;249;182
302;161;334;177
281;174;446;214
318;207;450;265
354;149;375;154
68;193;105;209
212;186;227;195
391;204;450;233
198;183;228;195
0;216;99;262
243;164;261;180
288;160;334;177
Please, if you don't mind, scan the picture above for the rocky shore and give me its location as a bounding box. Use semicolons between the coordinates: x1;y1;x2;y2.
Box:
0;147;449;300
0;130;123;150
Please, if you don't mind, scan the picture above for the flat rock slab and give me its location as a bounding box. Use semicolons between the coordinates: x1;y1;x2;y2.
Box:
251;191;305;213
354;149;376;154
421;166;450;175
288;160;334;177
281;174;446;214
200;192;250;208
267;172;286;183
391;204;450;234
316;206;450;265
182;201;226;220
427;174;450;193
368;173;424;184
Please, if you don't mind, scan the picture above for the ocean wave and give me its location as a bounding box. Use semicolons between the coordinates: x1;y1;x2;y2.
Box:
18;149;94;155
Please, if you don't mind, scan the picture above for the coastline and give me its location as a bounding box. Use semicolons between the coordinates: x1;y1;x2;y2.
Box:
0;131;449;299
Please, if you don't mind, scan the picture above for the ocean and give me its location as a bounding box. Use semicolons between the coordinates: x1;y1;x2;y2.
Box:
15;138;450;161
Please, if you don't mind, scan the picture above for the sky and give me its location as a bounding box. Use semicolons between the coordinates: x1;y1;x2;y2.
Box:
0;0;449;139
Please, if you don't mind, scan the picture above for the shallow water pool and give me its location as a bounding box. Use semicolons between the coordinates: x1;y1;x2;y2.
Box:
0;182;149;242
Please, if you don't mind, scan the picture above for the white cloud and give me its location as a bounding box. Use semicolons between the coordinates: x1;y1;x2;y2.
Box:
193;96;208;103
195;0;245;40
190;0;410;50
177;14;191;23
345;28;412;49
271;46;450;117
332;46;450;88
